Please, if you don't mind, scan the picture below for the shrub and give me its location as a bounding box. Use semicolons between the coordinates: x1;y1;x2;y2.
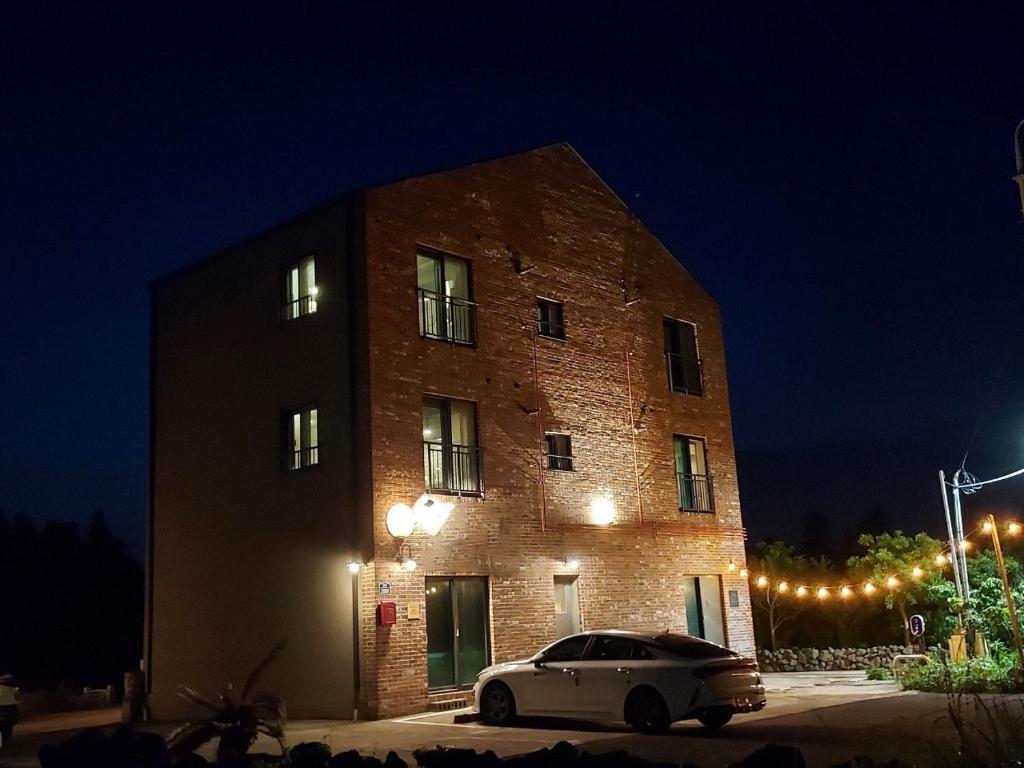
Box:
901;656;1024;694
865;666;892;680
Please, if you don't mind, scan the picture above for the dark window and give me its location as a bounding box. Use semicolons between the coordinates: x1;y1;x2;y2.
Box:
545;433;574;471
417;249;476;345
663;318;703;396
536;298;565;340
674;435;713;512
423;397;482;495
541;635;591;662
282;256;318;320
285;406;318;470
633;643;656;660
653;633;736;659
585;635;636;661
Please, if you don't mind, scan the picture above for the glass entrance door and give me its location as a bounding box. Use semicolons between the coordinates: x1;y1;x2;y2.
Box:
425;577;490;689
683;575;726;646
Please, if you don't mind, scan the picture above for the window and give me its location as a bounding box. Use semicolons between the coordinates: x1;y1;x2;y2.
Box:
544;433;574;471
663;318;703;395
653;633;736;659
674;436;713;512
540;635;591;662
423;397;481;494
585;635;637;661
417;249;475;345
536;298;565;340
285;406;318;470
282;256;318;320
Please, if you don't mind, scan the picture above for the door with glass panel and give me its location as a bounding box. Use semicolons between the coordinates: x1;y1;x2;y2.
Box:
425;577;490;689
674;435;713;512
417;250;475;344
683;575;725;646
422;398;480;494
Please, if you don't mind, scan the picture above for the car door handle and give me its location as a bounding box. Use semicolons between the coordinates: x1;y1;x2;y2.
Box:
561;668;576;676
616;667;633;675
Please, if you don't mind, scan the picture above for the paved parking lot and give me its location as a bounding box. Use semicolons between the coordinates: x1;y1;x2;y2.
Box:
0;673;974;767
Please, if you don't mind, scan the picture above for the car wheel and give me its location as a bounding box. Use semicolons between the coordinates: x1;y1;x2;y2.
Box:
481;682;516;726
697;707;733;731
626;687;670;735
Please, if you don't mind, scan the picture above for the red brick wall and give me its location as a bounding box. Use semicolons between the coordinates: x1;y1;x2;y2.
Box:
359;144;753;718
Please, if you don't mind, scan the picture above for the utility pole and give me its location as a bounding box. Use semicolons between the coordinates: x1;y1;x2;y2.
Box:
986;514;1024;670
951;470;971;601
1014;119;1024;221
939;470;964;601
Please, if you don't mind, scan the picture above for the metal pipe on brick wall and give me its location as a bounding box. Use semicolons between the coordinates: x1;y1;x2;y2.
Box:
532;331;547;531
625;350;644;526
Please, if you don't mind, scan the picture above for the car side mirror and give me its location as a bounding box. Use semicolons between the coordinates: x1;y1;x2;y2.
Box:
534;659;547;668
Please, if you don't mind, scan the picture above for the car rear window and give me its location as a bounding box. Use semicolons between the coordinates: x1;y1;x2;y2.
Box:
653;633;737;659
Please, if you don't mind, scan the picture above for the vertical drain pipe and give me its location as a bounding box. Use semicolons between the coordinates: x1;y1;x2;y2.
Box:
625;351;644;526
532;332;547;531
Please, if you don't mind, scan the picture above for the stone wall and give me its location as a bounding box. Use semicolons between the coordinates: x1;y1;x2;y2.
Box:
756;645;938;672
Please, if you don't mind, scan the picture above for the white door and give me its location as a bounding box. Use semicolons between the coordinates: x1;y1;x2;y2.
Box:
573;635;640;717
553;576;581;638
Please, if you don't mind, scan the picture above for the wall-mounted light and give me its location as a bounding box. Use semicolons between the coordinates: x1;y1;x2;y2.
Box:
413;494;453;536
386;503;415;538
347;561;362;574
563;558;580;570
309;285;320;297
590;495;615;526
403;557;418;572
727;560;737;572
398;543;417;572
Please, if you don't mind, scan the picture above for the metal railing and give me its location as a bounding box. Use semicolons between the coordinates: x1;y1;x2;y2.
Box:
537;319;566;340
424;442;483;495
666;351;702;395
677;472;714;512
288;446;319;471
281;295;318;321
418;288;476;345
546;454;574;471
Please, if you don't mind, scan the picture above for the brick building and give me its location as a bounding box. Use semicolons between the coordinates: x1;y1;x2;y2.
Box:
146;143;754;721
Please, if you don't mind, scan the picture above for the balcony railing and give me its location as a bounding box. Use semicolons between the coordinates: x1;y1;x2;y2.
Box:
424;441;483;495
288;446;319;471
546;454;574;471
677;472;714;513
418;288;476;345
281;294;318;321
665;351;702;395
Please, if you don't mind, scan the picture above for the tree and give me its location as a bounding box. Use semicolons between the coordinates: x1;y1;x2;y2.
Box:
847;530;944;646
748;542;824;650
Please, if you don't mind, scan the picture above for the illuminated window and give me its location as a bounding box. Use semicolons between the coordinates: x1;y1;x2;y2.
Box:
544;433;574;471
282;256;317;320
285;406;318;470
663;318;703;396
536;298;565;340
674;435;713;512
423;397;481;494
417;249;475;344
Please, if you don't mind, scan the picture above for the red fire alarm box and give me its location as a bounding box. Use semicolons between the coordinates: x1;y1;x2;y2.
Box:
377;601;397;626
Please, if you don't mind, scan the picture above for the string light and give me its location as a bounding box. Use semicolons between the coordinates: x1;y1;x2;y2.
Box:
777;581;789;593
935;553;948;567
840;586;853;599
982;520;992;533
960;540;972;552
756;575;769;589
886;575;900;589
817;587;829;599
911;566;924;580
864;582;877;595
1009;522;1022;536
739;567;749;579
796;586;809;598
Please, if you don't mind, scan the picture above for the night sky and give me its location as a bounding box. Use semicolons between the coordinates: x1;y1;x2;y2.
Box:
3;3;1023;554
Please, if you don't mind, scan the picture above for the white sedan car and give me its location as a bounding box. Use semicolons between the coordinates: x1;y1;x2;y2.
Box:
473;630;765;734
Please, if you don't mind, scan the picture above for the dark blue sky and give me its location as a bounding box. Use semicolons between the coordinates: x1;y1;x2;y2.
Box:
2;2;1022;553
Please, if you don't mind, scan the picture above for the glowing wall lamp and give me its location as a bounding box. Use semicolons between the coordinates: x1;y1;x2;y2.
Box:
347;561;362;574
563;558;580;570
413;494;453;536
386;503;415;538
590;495;616;526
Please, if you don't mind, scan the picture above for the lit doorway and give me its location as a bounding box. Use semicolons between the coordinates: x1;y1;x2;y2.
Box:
553;575;581;638
683;575;725;646
425;577;489;689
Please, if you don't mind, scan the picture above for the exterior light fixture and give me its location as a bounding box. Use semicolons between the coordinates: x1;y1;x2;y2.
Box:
864;582;877;595
755;575;769;589
564;558;580;570
397;543;416;571
739;567;749;579
1009;522;1022;536
727;560;737;572
347;562;362;574
386;503;415;538
935;553;948;567
590;496;616;526
309;285;319;297
796;586;809;598
403;557;418;572
777;581;789;593
959;540;972;552
840;586;853;599
886;575;899;589
817;587;829;600
911;566;924;580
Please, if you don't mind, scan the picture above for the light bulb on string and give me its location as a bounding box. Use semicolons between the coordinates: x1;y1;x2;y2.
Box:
934;553;948;567
886;575;899;589
1009;522;1022;536
739;567;749;579
864;582;877;595
756;575;769;589
777;581;789;593
982;520;992;533
840;586;853;599
817;586;829;600
959;540;972;552
796;586;809;598
911;566;924;580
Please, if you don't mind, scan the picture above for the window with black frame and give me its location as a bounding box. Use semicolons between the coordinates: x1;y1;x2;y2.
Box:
674;435;713;512
663;318;703;396
422;397;481;494
536;298;565;340
282;256;318;320
417;249;475;345
285;406;318;470
544;433;574;471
